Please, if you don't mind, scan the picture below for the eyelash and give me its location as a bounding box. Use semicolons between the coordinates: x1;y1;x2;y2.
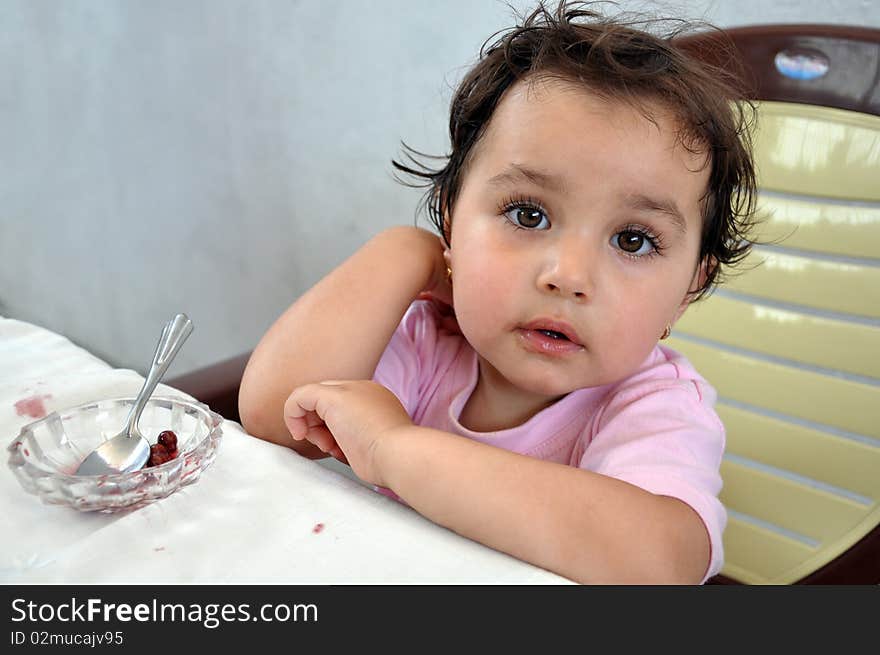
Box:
498;195;548;231
497;195;666;259
617;223;666;259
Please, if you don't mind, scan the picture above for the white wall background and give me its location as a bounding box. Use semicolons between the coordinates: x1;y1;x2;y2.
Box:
2;0;879;377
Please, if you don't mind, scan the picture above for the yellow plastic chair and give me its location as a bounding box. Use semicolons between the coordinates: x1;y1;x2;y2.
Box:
674;25;880;583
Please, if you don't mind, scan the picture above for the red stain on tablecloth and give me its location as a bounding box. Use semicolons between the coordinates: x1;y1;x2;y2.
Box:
312;523;325;534
14;395;52;419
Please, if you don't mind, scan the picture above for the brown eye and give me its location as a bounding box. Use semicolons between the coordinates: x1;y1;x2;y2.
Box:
617;231;644;252
517;208;543;227
504;205;549;230
612;229;657;257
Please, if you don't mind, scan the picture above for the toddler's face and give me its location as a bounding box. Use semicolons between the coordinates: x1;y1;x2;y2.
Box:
447;77;710;402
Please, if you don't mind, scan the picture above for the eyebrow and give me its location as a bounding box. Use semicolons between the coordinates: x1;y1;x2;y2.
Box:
624;193;688;234
486;164;568;195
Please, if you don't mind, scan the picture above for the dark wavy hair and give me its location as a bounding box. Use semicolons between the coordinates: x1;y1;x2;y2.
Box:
392;1;757;300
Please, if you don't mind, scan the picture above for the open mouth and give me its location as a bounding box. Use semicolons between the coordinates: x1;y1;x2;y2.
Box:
518;320;584;354
536;329;570;341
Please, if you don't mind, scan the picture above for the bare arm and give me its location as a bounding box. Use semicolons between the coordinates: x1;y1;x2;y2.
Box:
238;226;447;454
285;381;712;584
377;426;711;584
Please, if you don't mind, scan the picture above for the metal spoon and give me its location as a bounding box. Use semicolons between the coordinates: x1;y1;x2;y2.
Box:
75;313;193;476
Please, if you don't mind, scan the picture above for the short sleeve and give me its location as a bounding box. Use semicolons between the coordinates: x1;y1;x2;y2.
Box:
574;381;727;583
372;300;446;418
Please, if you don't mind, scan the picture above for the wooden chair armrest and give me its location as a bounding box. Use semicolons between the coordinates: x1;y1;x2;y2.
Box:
166;352;252;423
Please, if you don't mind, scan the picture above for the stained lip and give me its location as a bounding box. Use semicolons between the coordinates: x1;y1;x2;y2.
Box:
519;318;583;347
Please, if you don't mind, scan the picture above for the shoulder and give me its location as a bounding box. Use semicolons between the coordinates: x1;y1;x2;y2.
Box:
395;299;462;345
585;344;725;457
398;299;442;333
383;299;469;373
575;345;727;581
375;300;471;414
603;344;718;419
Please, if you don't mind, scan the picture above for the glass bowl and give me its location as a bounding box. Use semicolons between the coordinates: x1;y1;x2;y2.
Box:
7;396;223;513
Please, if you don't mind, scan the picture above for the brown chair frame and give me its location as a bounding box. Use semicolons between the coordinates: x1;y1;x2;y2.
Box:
168;352;250;425
674;24;880;117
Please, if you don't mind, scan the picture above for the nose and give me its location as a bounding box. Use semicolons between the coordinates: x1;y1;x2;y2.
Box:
536;239;593;302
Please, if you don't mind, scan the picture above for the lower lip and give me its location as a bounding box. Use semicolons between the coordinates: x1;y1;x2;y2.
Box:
517;329;584;355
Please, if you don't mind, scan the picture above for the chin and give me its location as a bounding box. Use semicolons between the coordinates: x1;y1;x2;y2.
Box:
502;366;594;398
471;337;612;396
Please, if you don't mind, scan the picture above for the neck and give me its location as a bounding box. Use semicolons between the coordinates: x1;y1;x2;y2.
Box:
458;357;564;432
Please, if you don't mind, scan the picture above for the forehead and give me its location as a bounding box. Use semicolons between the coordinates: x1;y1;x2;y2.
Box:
467;76;710;214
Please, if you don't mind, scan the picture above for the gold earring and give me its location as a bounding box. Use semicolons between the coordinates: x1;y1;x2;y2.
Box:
660;325;671;340
446;266;453;284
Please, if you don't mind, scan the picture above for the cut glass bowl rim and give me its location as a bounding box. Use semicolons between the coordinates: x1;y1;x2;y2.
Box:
7;395;223;512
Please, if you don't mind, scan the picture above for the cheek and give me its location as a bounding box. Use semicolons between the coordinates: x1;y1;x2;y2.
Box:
452;265;504;313
601;273;687;339
450;244;514;327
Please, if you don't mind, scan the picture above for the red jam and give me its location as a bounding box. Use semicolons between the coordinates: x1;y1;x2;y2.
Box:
146;430;180;467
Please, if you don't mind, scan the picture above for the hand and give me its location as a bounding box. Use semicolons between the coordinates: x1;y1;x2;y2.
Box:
283;380;412;486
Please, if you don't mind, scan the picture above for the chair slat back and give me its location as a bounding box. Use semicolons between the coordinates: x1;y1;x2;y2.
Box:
668;24;880;582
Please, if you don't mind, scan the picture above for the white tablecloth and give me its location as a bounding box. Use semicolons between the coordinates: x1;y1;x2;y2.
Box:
1;316;570;584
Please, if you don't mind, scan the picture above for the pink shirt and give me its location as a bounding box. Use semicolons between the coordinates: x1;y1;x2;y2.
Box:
373;300;726;582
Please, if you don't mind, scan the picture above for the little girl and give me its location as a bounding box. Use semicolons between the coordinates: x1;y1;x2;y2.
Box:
238;1;756;584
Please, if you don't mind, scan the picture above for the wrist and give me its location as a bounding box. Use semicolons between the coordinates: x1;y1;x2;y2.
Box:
370;423;414;490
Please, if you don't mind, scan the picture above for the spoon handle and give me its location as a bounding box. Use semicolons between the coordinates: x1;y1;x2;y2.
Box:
123;313;194;438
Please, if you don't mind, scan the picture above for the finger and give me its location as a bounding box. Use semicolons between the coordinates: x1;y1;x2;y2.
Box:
417;290;454;314
283;388;311;419
304;410;324;428
438;314;461;335
329;446;349;464
283;414;310;441
430;283;455;309
302;425;339;454
286;383;333;417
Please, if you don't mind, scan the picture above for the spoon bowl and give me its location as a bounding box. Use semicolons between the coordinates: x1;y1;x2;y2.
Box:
75;314;193;476
74;425;152;477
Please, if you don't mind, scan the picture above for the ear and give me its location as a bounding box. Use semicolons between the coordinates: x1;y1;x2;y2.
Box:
672;257;714;323
442;213;452;246
440;210;452;266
